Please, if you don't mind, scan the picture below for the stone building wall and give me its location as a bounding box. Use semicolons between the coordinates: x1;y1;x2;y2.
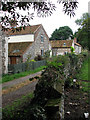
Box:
52;48;71;56
23;25;50;61
34;25;49;57
23;42;35;62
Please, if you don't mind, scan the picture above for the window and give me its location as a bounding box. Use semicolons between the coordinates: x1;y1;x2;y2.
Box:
41;35;44;43
12;49;20;53
64;43;66;46
41;49;44;56
64;51;68;55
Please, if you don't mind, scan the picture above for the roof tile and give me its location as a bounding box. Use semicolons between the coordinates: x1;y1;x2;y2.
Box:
7;24;41;36
8;42;32;56
50;40;73;48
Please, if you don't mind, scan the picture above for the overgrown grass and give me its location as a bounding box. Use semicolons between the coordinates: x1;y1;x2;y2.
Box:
76;57;90;92
78;58;88;80
2;66;46;83
2;92;34;119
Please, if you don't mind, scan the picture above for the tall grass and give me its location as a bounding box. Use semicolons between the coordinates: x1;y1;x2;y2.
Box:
77;57;90;92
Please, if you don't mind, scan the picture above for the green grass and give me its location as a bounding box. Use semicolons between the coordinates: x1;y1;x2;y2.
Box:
76;58;90;92
2;66;46;83
79;58;88;80
2;92;34;118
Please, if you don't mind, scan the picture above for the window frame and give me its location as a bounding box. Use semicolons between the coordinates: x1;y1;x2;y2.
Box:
41;35;44;43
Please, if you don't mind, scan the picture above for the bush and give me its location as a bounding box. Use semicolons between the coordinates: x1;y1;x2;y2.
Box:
44;50;51;59
64;76;73;88
34;55;43;61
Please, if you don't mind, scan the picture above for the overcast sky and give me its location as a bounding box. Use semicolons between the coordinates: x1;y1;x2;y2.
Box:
29;0;89;37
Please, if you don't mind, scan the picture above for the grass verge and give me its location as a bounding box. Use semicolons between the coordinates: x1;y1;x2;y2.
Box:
2;66;46;83
76;57;90;92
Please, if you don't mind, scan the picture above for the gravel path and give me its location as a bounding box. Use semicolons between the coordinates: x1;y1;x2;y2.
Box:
2;71;42;107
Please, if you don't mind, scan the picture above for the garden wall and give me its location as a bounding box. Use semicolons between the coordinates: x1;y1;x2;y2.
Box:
31;53;88;120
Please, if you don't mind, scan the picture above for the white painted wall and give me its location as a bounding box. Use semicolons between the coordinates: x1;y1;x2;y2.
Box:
79;47;81;53
72;40;74;48
49;43;52;57
75;45;82;54
8;34;34;43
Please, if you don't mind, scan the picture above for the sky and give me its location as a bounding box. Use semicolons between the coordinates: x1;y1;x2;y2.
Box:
28;0;89;37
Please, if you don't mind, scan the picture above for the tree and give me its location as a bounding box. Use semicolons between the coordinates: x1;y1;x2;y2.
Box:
50;26;73;40
75;13;90;50
75;13;89;26
0;1;78;31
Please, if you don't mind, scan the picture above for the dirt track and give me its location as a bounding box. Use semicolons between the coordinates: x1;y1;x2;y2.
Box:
2;71;42;107
2;80;38;107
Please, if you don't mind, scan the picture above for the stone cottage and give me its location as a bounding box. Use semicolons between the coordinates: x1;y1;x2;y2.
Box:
50;38;81;56
7;24;50;64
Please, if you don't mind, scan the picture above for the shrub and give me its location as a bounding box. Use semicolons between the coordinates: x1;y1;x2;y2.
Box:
70;46;75;53
34;55;43;61
44;50;51;59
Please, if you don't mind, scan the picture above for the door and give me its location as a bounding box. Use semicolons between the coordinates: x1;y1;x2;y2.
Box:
10;57;16;64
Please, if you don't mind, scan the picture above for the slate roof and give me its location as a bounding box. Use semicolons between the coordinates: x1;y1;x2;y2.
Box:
7;24;41;36
8;42;32;56
50;40;73;48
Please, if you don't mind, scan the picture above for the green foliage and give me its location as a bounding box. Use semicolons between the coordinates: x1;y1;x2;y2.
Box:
75;13;89;26
34;55;44;61
2;92;34;120
1;1;78;31
70;46;75;53
44;50;51;59
3;53;88;120
47;61;62;69
32;57;65;106
48;55;69;67
76;57;90;92
3;92;47;120
50;26;73;40
26;54;31;62
75;13;90;50
30;59;36;62
76;58;88;80
28;106;46;120
64;76;73;88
